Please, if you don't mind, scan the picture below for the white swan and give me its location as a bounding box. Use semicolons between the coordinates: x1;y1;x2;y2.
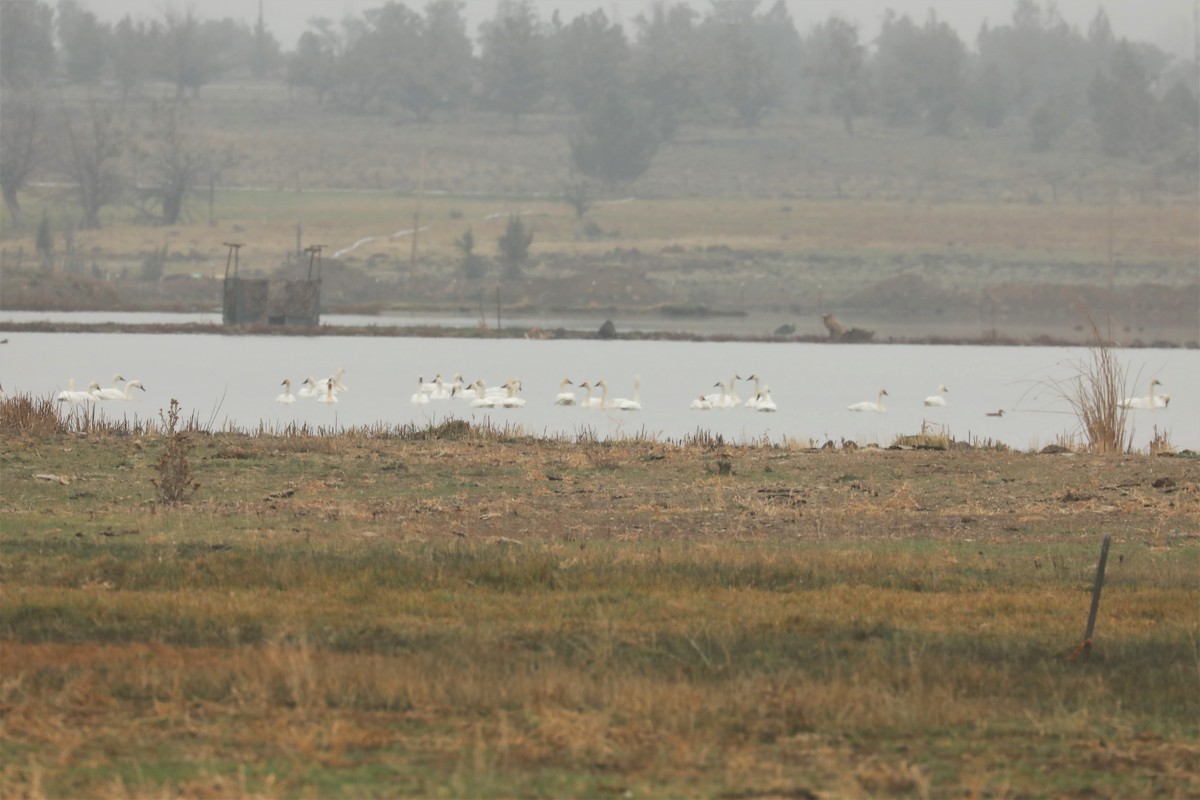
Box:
754;386;777;412
410;376;431;405
726;373;742;406
56;379;96;405
276;379;297;404
579;381;606;409
94;376;144;398
91;374;125;400
1120;379;1168;410
297;377;320;398
468;380;498;408
428;375;454;400
924;384;948;406
610;376;641;411
554;378;577;406
499;379;526;408
743;374;765;409
849;389;888;412
317;378;338;404
96;379;145;400
328;367;348;394
418;373;441;395
704;380;729;408
690;394;713;410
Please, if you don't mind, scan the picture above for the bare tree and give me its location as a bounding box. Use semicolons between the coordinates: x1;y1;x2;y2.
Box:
61;101;127;229
135;100;207;225
0;91;42;225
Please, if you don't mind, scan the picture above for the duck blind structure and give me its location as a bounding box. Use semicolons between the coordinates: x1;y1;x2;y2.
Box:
222;243;323;326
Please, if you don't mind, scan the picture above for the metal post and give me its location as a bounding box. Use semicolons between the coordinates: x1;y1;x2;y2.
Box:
1074;534;1112;659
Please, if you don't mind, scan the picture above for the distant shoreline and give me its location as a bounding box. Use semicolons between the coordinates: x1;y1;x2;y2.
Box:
1;320;1194;349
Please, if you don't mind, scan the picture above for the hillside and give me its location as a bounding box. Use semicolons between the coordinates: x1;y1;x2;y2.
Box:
1;81;1196;343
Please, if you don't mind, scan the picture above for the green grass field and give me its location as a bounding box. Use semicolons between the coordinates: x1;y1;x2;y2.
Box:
1;397;1197;797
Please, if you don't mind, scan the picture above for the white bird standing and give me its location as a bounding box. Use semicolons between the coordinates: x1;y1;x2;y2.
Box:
317;378;338;404
924;384;949;407
554;378;577;406
276;379;297;404
610;375;642;411
1120;378;1168;410
849;389;888;412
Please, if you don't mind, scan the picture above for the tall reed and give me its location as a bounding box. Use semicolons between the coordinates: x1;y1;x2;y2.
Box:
1061;322;1130;453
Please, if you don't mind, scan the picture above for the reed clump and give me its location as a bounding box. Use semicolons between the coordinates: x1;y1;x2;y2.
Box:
0;393;69;437
1055;322;1130;454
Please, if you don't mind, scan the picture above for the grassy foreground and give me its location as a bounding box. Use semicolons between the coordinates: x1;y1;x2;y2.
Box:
1;402;1198;798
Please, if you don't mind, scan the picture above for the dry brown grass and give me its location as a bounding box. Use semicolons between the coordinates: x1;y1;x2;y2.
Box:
1;430;1197;797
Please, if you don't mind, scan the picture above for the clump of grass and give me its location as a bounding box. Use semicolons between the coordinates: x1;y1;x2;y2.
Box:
1148;425;1174;455
0;393;69;437
151;399;200;505
892;421;953;450
1054;322;1130;454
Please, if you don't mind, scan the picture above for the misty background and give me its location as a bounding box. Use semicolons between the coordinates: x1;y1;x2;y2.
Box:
82;0;1199;58
1;0;1196;346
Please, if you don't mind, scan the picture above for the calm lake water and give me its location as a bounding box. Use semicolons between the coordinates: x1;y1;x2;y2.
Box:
2;328;1195;451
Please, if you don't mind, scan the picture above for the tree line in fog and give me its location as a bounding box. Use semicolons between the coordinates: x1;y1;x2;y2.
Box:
2;0;1197;228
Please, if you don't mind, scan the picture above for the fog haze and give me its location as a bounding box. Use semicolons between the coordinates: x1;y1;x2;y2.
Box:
84;0;1197;56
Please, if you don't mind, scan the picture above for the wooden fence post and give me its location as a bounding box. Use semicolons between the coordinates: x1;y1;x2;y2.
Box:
1072;534;1112;659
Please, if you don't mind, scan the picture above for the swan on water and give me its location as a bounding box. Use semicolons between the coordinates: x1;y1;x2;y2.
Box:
328;367;348;394
410;376;431;405
986;409;1005;417
468;380;498;407
317;378;338;404
427;375;453;400
848;389;888;412
579;381;606;409
297;377;320;398
690;394;713;410
57;379;95;405
276;379;297;404
924;384;949;406
499;379;526;408
744;374;765;409
754;386;777;412
90;374;125;400
554;378;577;406
1120;378;1168;410
610;376;641;411
704;380;727;407
96;379;145;400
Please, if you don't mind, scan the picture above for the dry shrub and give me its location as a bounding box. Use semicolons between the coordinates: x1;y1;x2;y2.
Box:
151;399;200;505
1054;322;1130;454
1148;425;1175;455
0;393;70;437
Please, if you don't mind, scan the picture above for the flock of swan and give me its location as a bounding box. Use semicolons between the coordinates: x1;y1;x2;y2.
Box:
42;368;1171;421
55;374;146;404
265;369;1175;417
